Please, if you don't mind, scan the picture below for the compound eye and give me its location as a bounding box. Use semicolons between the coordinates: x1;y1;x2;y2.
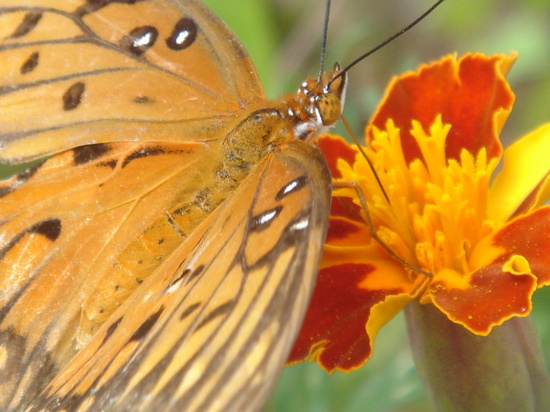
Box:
316;93;342;126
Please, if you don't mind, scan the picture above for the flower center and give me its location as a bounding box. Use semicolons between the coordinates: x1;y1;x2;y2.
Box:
338;116;498;278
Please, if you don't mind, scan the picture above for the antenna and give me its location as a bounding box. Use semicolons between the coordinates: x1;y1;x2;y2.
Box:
320;0;447;279
329;0;446;86
318;0;333;81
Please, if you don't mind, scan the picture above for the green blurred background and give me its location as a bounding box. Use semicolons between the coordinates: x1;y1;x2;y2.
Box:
1;1;548;411
200;1;550;411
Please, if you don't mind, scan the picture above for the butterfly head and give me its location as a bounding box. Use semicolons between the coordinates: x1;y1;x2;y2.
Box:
290;63;348;141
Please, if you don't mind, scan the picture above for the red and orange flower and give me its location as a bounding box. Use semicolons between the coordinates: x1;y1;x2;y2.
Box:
291;53;550;373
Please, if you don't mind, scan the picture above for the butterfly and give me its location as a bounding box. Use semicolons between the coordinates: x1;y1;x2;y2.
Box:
0;0;347;410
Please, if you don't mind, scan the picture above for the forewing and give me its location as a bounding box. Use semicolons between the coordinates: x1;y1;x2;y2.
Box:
27;141;332;411
0;0;264;162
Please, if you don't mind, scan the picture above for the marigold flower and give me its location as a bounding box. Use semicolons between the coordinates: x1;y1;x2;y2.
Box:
290;53;550;373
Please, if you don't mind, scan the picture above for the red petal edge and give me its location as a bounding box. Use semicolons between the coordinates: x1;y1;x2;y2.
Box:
368;53;515;163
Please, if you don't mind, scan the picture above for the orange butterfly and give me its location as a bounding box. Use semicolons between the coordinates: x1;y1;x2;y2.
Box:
0;0;345;410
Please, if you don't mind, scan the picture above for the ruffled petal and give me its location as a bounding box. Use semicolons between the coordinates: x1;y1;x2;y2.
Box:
368;53;515;163
288;260;421;372
428;206;550;334
427;265;536;335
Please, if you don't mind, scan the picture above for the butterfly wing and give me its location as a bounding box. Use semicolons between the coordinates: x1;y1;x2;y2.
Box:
25;140;331;411
0;141;222;409
0;0;333;409
0;0;264;163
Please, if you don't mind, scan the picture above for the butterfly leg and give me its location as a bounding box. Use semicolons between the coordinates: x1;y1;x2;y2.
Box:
332;180;432;278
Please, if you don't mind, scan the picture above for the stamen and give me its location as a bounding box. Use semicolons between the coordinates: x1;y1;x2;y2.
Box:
340;116;498;278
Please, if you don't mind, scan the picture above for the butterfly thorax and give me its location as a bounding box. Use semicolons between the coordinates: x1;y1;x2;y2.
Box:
218;64;347;184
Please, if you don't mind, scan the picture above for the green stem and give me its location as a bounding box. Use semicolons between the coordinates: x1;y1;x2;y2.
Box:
404;301;550;412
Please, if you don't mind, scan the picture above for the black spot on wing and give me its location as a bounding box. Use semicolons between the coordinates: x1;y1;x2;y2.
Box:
119;26;158;56
73;144;111;165
20;51;39;74
30;218;62;242
128;306;164;342
195;300;235;331
121;146;166;168
180;302;201;321
249;206;282;232
63;81;85;111
9;11;42;38
0;219;61;261
134;95;152;103
166;18;197;50
275;176;307;201
100;317;123;347
98;159;117;169
187;264;205;283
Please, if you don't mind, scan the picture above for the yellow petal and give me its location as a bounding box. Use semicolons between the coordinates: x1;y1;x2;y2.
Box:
489;123;550;222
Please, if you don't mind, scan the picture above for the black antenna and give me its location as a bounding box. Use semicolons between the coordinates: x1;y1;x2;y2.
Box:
318;0;332;81
329;0;446;85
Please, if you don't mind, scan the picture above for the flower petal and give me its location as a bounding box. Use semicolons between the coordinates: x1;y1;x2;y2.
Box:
317;134;358;178
288;261;419;372
489;123;550;222
427;264;536;335
368;53;516;163
473;206;550;285
305;54;549;373
428;206;550;334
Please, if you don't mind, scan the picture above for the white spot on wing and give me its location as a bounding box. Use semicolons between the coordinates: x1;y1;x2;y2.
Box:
281;180;299;197
290;217;309;232
165;279;182;294
134;32;153;47
174;30;190;46
256;209;278;226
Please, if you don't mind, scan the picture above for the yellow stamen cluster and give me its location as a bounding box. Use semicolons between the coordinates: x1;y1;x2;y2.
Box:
338;116;499;278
